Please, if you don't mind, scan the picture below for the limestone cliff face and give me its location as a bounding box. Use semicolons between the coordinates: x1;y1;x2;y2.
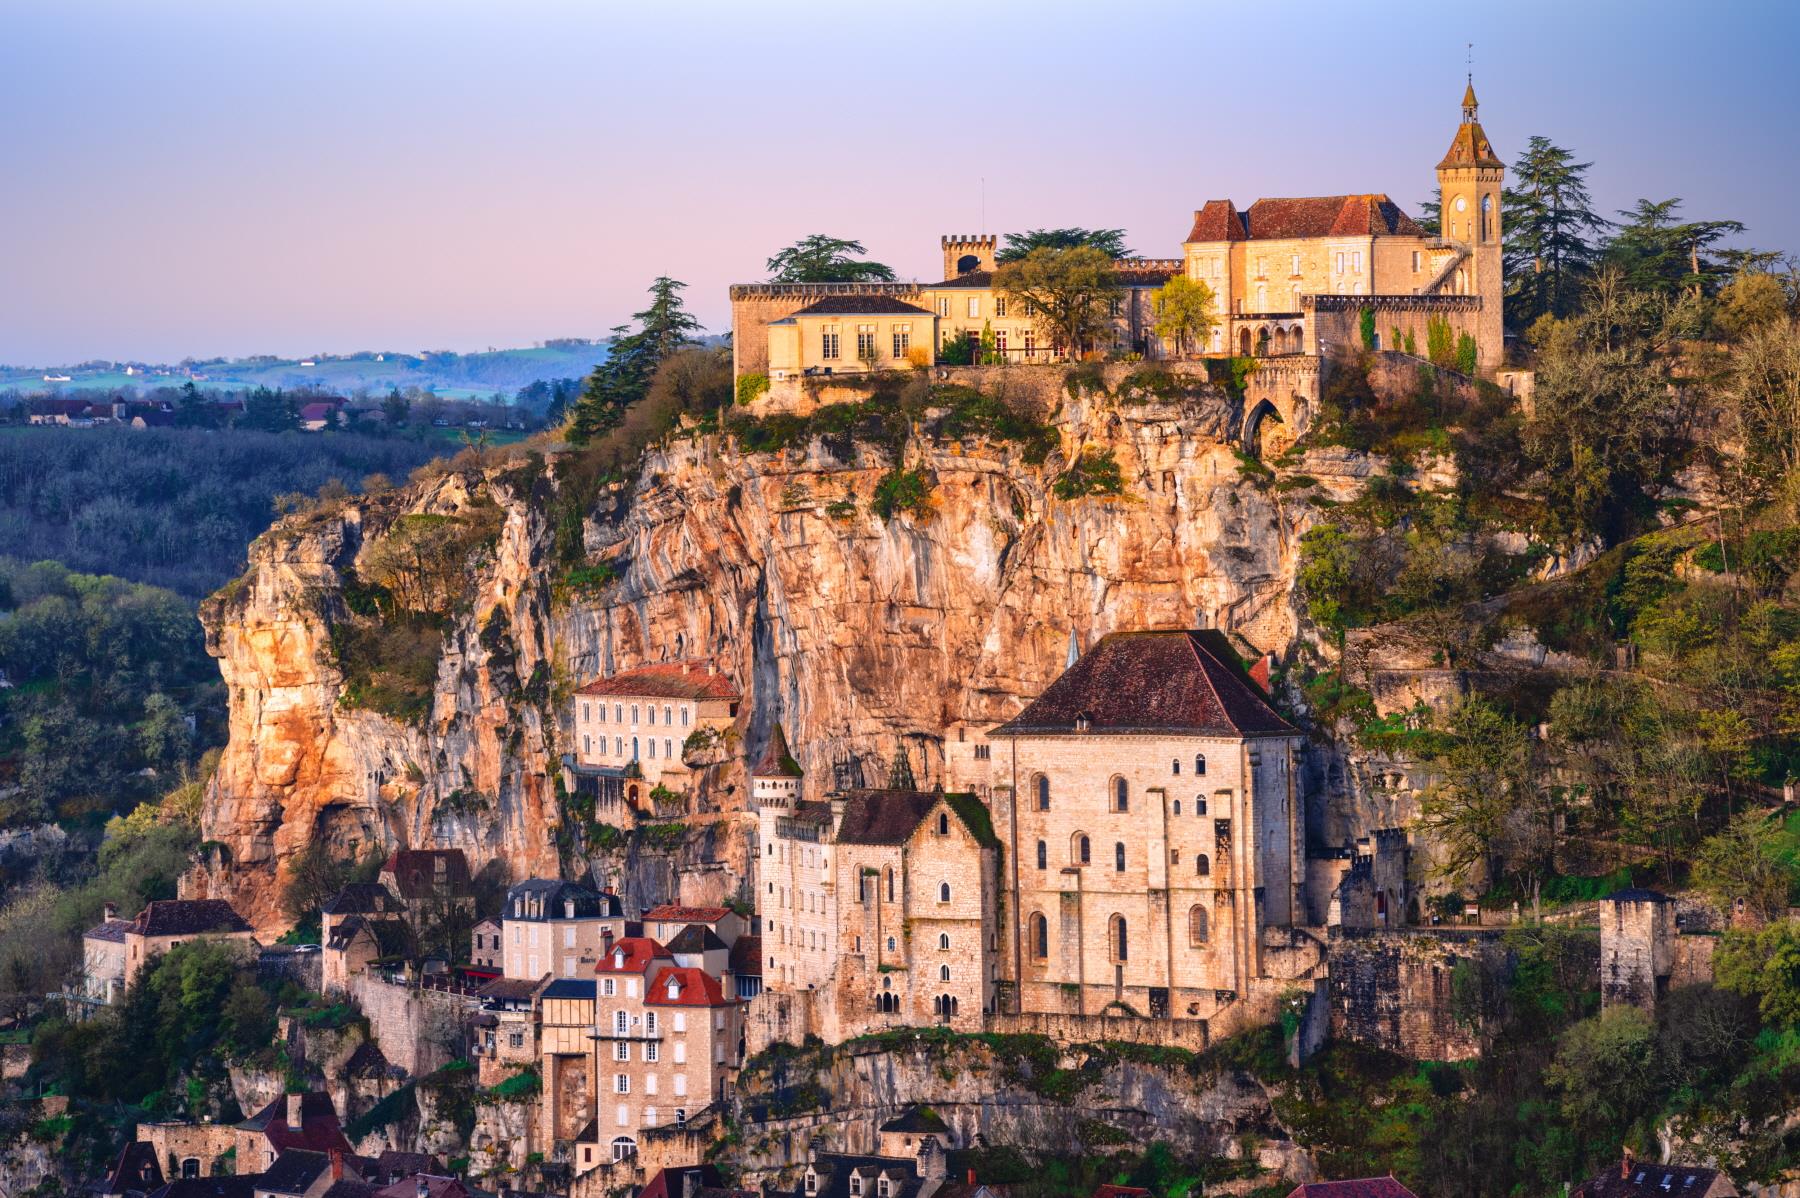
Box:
199;377;1325;931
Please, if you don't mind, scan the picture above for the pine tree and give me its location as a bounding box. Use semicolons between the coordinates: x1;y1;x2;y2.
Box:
1502;137;1611;327
566;278;701;444
1605;198;1746;299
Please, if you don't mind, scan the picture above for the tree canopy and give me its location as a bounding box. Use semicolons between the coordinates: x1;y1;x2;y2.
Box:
996;228;1131;263
992;247;1122;359
765;235;896;283
1503;136;1611;327
567;277;702;444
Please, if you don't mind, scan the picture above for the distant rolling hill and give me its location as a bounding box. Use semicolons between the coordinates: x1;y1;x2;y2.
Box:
1;340;614;400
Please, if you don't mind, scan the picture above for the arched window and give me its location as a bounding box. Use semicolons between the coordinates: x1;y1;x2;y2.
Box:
1109;915;1129;963
886;868;894;902
1196;797;1207;815
1196;854;1211;877
1194;754;1206;776
1029;913;1048;959
1172;759;1180;776
1189;905;1209;945
938;933;950;950
937;812;949;835
1036;840;1047;870
1481;194;1494;242
612;1137;637;1162
1074;834;1090;865
1114;842;1126;872
1172;800;1181;816
939;964;951;982
886;936;896;952
938;882;951;903
1112;777;1128;812
1035;774;1051;811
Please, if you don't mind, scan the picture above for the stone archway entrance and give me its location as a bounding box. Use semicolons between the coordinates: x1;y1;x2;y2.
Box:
1243;398;1287;459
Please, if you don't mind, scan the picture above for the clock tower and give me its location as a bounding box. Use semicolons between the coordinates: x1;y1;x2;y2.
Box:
1436;78;1505;370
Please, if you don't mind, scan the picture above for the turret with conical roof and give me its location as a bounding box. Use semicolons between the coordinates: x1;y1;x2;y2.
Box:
751;722;803;808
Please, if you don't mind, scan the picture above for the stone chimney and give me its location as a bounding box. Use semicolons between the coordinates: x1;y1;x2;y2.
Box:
331;1151;344;1182
103;902;117;921
286;1093;303;1129
683;1170;700;1198
1622;1148;1635;1178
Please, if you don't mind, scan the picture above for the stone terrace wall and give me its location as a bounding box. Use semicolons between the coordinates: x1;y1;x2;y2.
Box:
350;973;468;1077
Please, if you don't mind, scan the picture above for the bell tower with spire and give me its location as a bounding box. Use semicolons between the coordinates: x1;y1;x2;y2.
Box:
1435;76;1505;370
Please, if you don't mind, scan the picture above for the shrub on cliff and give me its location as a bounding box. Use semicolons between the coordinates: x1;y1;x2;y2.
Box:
1051;450;1123;500
871;468;934;522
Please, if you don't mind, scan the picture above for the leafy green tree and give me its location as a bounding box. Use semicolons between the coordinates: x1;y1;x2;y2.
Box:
765;235;896;283
175;381;221;429
1719;315;1800;518
1151;275;1218;357
1693;809;1797;922
1522;269;1689;544
239;386;296;433
992;247;1121;359
1502;137;1611;326
997;228;1131;262
1418;697;1555;914
1545;1006;1659;1142
1415;186;1442;236
1717;920;1800;1026
568;278;701;444
382;388;409;427
139;692;192;771
1713;270;1792;339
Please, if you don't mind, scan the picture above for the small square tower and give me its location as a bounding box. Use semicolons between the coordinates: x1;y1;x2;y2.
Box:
941;235;997;280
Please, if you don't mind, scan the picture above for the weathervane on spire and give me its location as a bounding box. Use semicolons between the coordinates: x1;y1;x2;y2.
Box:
1462;43;1479;122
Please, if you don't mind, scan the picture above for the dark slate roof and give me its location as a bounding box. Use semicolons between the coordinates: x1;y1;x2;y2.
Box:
321;884;402;916
319;1183;379;1198
833;791;940;845
1285;1182;1420;1198
258;1149;333;1196
541;978;597;1000
642;1167;734;1198
238;1093;352;1156
373;1177;469;1198
879;1106;949;1133
381;850;472;900
932;264;1175;290
729;935;762;977
133;899;252;938
575;662;739;701
86;917;133;944
1573;1162;1726;1198
477;976;544;1003
666;924;728;954
503;879;622;921
371;1153;443;1185
990;630;1296;738
327;917;414;958
789;1155;924;1198
145;1179;257;1198
1093;1188;1151;1198
103;1141;164;1196
786;296;933;317
1604;888;1671;903
752;723;803;778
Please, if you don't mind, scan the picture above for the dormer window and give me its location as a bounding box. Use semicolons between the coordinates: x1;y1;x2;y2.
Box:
851;1177;862;1195
667;977;682;999
806;1176;817;1194
879;1179;891;1197
613;950;625;968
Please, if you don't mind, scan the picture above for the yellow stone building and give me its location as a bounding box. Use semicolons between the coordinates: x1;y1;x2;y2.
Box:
731;81;1505;377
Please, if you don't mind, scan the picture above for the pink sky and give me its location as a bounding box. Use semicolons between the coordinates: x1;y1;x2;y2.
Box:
2;0;1794;364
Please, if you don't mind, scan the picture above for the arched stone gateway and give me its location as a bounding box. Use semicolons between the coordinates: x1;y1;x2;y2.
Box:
1243;398;1285;459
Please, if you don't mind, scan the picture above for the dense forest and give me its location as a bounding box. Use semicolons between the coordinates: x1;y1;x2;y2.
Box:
0;427;449;597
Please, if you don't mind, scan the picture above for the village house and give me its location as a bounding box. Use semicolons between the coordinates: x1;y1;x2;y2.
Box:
121;899;257;991
470;917;503;970
472;975;545;1085
81;902;134;1009
319;883;412;992
564;662;741;807
232;1093;352;1174
500;878;629;980
636;1165;755;1198
640;905;747;949
731;82;1505;383
377;849;476;933
582;933;744;1168
959;629;1310;1027
540;976;599;1160
1573;1157;1736;1198
769;1107;964;1198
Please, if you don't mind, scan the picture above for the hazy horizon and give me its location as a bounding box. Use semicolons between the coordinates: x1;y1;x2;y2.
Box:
4;0;1796;363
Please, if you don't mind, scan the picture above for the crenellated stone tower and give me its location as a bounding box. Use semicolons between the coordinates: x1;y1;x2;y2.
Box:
1435;77;1505;370
941;234;997;279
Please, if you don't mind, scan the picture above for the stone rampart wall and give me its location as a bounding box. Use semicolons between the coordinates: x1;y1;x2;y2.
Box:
350;973;468;1076
1327;929;1503;1061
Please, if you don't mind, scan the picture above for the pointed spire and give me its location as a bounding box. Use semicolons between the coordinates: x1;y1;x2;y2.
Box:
1461;77;1478;120
1066;627;1080;669
886;741;916;791
752;722;802;778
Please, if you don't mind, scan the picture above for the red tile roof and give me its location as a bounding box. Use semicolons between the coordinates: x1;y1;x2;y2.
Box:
644;964;731;1007
1285;1180;1420;1198
991;630;1296;738
1094;1187;1151;1198
1187;195;1423;243
576;662;740;702
751;723;803;779
239;1093;352;1157
643;905;733;923
728;934;762;977
380;849;472;900
595;936;673;974
1439;118;1504;169
1185;200;1246;242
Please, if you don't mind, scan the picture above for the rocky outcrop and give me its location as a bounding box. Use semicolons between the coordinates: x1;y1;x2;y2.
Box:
198;374;1332;931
